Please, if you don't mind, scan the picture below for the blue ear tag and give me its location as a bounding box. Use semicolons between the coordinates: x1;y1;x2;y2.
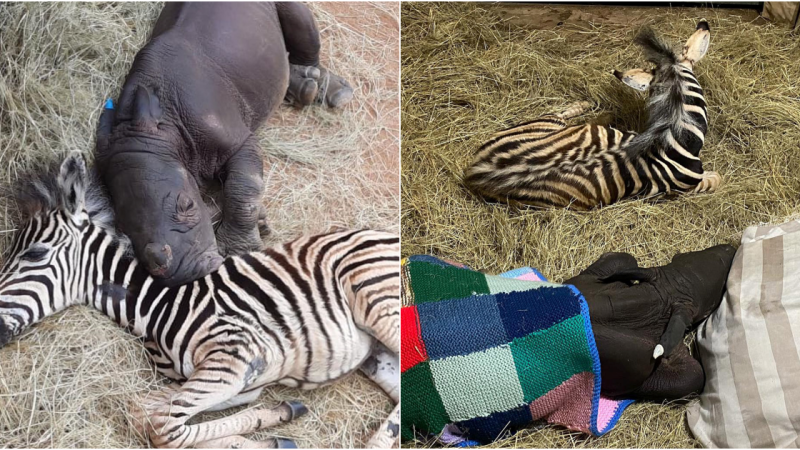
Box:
104;98;114;110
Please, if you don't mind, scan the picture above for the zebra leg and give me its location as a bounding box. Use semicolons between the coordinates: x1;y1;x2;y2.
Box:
366;403;401;449
137;388;304;448
204;388;264;413
185;402;305;447
361;344;401;449
555;101;593;120
360;311;400;448
133;360;306;448
491;101;591;139
692;171;721;193
359;342;399;402
340;236;400;448
195;435;297;449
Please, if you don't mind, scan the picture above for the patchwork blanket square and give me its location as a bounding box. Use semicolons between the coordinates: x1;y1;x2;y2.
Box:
401;255;633;444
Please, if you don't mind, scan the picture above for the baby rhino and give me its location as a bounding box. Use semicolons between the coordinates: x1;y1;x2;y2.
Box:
96;2;353;287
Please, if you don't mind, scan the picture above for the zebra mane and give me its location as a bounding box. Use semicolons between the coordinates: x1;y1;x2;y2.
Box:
635;27;677;68
622;27;695;160
7;158;129;246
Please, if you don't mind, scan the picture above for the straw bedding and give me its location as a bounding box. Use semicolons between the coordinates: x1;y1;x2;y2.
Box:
0;2;399;447
401;2;800;448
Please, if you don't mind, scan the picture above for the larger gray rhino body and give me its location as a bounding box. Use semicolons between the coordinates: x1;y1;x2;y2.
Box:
97;2;323;286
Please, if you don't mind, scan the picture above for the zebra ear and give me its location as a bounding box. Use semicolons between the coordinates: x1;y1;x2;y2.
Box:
613;68;653;92
57;152;87;216
682;21;710;64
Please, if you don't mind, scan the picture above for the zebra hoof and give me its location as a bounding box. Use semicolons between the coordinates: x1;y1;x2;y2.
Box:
281;401;308;421
275;438;298;449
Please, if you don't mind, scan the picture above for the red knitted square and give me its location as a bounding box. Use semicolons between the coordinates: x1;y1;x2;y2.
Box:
402;305;428;372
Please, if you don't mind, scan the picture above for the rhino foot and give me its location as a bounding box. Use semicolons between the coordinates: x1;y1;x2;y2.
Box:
317;66;353;108
286;64;320;107
217;224;263;257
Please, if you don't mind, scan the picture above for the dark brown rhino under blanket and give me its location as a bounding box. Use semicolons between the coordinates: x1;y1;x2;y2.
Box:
565;244;735;400
96;2;353;287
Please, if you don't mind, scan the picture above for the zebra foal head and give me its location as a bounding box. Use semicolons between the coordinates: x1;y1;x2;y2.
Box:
0;153;117;348
613;22;711;160
614;21;710;92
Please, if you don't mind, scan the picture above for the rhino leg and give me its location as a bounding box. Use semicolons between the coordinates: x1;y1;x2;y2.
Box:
217;136;265;257
579;252;639;278
276;3;353;108
593;324;657;398
276;2;321;67
278;3;321;107
287;64;320;107
632;343;705;400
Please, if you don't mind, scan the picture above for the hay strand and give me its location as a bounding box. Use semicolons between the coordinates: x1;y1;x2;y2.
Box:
401;3;800;448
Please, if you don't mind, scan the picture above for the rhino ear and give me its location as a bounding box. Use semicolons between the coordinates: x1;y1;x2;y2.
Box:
132;85;163;128
57;152;87;216
96;98;116;155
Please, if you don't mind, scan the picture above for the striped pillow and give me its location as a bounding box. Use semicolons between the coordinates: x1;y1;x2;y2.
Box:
688;220;800;448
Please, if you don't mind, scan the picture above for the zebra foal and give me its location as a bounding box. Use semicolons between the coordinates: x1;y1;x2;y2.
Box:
465;22;719;210
0;154;400;448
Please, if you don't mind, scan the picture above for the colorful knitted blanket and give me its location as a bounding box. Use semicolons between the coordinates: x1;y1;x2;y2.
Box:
401;255;633;444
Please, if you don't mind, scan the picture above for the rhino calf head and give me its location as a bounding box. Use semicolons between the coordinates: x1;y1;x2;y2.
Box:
97;87;223;287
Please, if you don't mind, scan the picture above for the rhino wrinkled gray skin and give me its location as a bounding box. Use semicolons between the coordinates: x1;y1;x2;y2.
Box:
564;244;735;400
96;2;353;287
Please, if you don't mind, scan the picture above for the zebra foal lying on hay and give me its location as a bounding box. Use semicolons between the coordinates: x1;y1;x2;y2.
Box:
465;22;718;210
0;153;400;448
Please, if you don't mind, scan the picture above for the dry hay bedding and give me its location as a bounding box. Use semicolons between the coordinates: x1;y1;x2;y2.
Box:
401;2;800;448
0;2;399;448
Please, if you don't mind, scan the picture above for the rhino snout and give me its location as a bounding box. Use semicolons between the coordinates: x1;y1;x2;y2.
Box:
155;250;223;287
144;243;173;276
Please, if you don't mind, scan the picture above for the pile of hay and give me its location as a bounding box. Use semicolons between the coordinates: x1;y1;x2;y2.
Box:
401;2;800;448
0;2;398;448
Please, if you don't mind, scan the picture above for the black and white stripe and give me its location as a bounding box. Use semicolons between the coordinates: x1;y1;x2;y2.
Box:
0;154;400;448
464;24;716;210
1;211;398;387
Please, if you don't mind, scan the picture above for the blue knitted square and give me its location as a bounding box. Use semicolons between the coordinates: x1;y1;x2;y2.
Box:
417;294;507;359
496;286;580;340
456;405;534;443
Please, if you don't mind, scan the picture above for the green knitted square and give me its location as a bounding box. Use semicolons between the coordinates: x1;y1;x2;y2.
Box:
430;345;525;421
401;362;450;440
486;275;558;294
408;261;490;303
509;314;594;402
